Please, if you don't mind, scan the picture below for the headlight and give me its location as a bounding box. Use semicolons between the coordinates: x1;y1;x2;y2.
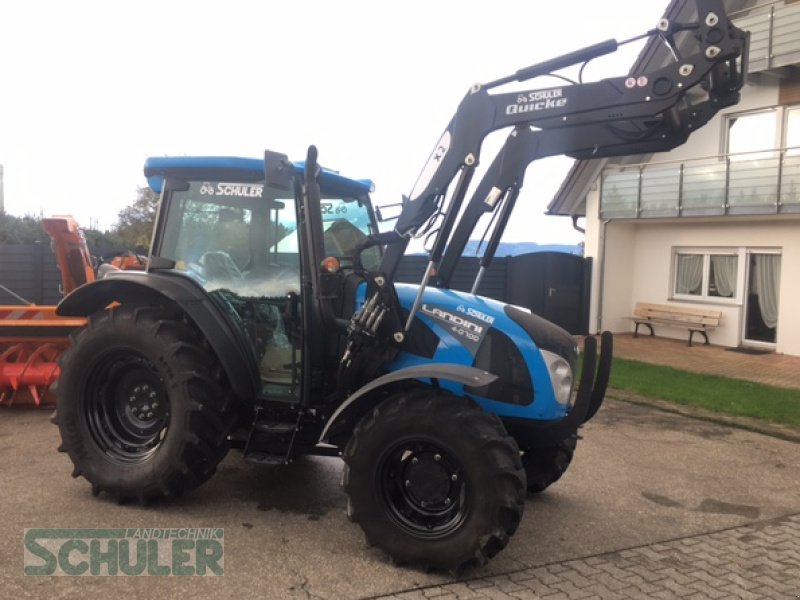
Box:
541;349;574;408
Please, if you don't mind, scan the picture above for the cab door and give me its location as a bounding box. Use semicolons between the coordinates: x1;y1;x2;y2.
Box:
154;177;304;401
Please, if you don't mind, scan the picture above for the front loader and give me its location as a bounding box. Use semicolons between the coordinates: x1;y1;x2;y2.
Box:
54;0;747;572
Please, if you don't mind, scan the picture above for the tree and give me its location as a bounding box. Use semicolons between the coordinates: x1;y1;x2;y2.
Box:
111;186;159;250
0;213;47;244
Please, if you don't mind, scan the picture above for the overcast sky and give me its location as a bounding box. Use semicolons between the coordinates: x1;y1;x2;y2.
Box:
1;0;665;245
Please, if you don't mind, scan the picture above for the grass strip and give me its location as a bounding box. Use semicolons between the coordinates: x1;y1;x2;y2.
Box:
607;357;800;427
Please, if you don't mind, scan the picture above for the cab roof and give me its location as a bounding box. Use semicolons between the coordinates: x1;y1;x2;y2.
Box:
144;156;374;197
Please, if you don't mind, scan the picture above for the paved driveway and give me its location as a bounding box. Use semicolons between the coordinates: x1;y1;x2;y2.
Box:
1;399;798;599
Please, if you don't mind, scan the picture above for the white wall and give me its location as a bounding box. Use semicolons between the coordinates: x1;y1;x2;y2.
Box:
584;189;637;335
584;188;602;332
596;217;800;356
600;221;639;332
580;76;800;355
579;70;800;354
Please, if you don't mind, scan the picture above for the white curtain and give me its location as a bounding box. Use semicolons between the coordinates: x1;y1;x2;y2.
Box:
676;254;703;294
711;255;737;297
754;254;781;329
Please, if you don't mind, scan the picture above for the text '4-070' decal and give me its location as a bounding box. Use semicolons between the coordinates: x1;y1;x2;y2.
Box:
419;304;490;355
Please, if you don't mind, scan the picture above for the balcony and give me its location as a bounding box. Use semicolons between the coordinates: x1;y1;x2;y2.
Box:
600;148;800;218
733;1;800;74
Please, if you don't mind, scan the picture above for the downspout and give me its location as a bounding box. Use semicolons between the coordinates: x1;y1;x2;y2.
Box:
597;218;610;334
571;215;585;234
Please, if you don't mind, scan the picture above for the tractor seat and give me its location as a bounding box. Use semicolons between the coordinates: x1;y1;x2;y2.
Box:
200;251;244;282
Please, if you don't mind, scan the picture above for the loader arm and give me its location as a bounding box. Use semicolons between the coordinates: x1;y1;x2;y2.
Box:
374;0;747;282
437;76;739;287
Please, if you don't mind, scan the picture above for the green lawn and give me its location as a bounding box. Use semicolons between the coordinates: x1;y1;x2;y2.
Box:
606;357;800;427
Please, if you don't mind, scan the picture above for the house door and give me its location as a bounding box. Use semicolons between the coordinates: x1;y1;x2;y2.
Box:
743;252;781;346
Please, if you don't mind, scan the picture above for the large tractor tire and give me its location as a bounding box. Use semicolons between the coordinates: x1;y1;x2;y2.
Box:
522;434;577;494
55;305;237;503
342;389;526;572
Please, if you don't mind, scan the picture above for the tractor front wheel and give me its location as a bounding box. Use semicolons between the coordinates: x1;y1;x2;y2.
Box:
55;306;237;503
522;434;577;494
343;389;526;572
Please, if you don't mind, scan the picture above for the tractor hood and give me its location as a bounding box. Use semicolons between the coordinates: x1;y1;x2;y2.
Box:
393;284;577;362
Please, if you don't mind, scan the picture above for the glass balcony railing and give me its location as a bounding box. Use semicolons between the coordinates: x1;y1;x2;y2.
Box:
733;1;800;73
600;148;800;219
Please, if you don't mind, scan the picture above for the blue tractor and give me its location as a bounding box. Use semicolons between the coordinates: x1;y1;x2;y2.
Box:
54;0;746;571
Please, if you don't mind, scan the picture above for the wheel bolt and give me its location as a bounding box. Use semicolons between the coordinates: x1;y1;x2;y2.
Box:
149;391;157;399
404;480;411;487
420;501;426;507
434;454;441;462
411;457;419;465
444;498;451;506
129;396;136;403
134;386;142;393
146;412;153;419
451;474;458;482
141;404;149;412
152;402;158;409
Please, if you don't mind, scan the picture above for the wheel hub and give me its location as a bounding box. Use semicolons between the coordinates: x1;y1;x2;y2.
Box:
124;382;163;426
84;350;170;463
380;441;467;538
404;453;455;506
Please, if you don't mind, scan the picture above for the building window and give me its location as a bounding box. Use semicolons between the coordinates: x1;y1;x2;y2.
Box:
673;250;740;302
726;109;778;159
786;105;800;155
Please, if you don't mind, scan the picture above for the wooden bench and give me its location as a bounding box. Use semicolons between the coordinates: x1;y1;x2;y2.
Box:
628;302;721;347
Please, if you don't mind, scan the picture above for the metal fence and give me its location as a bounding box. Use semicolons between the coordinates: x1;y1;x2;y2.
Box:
601;148;800;218
0;243;64;305
0;245;590;333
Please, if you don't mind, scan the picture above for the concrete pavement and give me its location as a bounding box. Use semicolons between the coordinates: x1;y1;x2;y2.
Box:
1;398;798;599
374;515;800;599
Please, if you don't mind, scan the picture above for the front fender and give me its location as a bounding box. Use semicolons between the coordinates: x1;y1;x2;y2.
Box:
319;364;497;444
57;272;259;401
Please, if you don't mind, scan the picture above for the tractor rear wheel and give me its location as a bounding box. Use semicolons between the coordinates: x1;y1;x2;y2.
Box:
522;434;577;494
55;305;237;503
342;389;526;572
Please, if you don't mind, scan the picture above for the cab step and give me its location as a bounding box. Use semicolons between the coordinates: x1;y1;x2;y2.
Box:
252;420;297;435
244;451;290;465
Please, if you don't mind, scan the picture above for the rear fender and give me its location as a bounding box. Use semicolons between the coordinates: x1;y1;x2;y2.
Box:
57;272;259;401
319;364;497;445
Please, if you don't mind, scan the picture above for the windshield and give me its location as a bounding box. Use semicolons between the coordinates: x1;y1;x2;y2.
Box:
156;179;380;294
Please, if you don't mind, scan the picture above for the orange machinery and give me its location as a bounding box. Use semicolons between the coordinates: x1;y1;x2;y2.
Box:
0;217;92;406
0;216;145;406
1;216;147;406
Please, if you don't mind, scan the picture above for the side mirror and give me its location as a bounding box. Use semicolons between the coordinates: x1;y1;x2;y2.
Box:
375;201;405;222
264;150;293;190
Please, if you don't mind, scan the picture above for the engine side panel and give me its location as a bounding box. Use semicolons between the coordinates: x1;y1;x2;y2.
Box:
385;283;575;421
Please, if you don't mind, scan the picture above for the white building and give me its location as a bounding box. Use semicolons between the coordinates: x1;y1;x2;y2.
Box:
548;0;800;355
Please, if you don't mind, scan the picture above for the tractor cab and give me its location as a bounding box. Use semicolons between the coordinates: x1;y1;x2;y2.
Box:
143;156;380;403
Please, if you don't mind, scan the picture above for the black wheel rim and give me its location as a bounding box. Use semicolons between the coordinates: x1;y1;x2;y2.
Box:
83;349;170;464
379;438;468;539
